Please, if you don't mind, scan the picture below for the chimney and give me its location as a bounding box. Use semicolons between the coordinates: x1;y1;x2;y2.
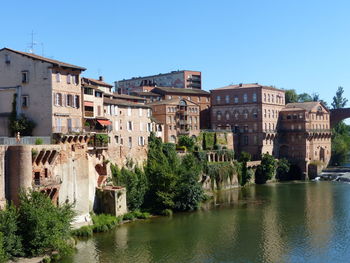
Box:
99;76;104;81
239;83;243;87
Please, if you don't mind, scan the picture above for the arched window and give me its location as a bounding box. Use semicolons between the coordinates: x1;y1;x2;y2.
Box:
234;110;239;119
243;110;248;119
217;111;222;121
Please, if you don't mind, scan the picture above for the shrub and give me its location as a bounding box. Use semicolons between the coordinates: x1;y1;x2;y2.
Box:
276;158;291;181
91;214;120;232
0;204;22;257
111;164;147;211
177;135;196;151
17;190;75;256
123;212;135;221
35;138;43;145
0;233;7;263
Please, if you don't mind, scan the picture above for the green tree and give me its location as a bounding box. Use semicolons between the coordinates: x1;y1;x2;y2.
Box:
238;152;251;186
255;153;276;184
144;133;179;212
331;86;348;109
174;154;204;211
285;89;298;103
0;205;22;258
298;93;313;102
17;190;75;256
177;135;196;151
276;158;291;181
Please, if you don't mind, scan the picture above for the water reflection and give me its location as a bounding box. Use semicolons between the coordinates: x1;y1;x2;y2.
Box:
63;182;350;263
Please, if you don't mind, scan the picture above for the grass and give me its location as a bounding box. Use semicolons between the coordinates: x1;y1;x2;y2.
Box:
72;211;151;237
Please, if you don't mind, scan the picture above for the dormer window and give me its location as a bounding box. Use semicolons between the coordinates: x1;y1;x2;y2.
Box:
21;71;29;83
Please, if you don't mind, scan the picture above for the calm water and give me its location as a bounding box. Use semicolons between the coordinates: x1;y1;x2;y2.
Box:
62;182;350;263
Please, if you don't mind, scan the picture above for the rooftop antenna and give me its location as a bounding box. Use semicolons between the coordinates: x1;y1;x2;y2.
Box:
27;30;38;53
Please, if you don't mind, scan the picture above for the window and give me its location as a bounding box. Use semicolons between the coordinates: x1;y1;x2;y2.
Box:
147;109;151;117
67;74;71;84
243;93;248;103
168;116;172;123
128;107;131;116
234;111;239;119
198;97;200;102
217;111;222;121
243;110;248;119
216;96;221;103
268;94;270;102
21;95;29;107
168;95;172;99
139;136;145;146
140;122;143;131
254;135;258;145
234;96;239;103
253;109;258;119
139;108;142;117
127;121;133;131
5;54;10;64
74;95;80;108
128;137;132;149
243;136;249;145
66;94;73;107
244;125;248;132
271;94;274;103
115;121;119;131
252;93;257;102
84;87;94;95
55;93;63;106
95;91;103;98
56;73;61;82
21;71;29;83
74;75;79;85
264;93;266;102
115;136;119;144
225;111;230;120
225;95;230;103
264;109;266;118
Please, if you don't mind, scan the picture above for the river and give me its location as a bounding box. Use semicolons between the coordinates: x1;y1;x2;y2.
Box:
62;181;350;263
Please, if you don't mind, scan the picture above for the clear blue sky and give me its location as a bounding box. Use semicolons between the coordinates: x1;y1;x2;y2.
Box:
1;0;349;106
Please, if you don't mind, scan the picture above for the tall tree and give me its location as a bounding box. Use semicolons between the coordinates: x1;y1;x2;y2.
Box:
331;86;348;109
285;89;298;104
297;93;313;102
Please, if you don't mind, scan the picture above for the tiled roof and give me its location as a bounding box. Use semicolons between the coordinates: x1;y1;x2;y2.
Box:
152;86;209;95
148;98;199;106
285;102;321;112
103;98;150;108
112;93;146;101
82;77;113;87
212;83;284;92
1;48;86;70
132;91;161;96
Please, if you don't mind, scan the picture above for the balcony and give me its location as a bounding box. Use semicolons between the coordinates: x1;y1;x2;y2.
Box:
84;111;94;118
178;129;190;135
52;126;83;134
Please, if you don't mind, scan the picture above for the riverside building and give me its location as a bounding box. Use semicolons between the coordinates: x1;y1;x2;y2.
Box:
210;83;286;160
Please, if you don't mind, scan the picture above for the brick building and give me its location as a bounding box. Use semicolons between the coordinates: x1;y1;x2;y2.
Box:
115;70;202;94
278;102;331;175
150;98;200;143
210;83;285;159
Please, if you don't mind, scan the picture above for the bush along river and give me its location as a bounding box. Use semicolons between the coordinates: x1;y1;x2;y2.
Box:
61;181;350;263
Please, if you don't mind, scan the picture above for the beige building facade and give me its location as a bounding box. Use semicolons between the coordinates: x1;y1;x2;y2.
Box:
0;48;85;137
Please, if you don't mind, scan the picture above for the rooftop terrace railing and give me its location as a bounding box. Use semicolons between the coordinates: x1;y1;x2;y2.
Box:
0;136;51;145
